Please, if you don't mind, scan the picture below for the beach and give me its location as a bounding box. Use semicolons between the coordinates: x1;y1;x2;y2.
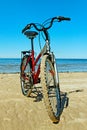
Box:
0;72;87;130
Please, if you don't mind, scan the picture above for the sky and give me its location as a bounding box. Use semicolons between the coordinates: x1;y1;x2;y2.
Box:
0;0;87;58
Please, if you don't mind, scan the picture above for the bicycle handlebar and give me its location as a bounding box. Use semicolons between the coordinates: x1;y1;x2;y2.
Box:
22;23;42;33
22;16;71;33
58;16;71;21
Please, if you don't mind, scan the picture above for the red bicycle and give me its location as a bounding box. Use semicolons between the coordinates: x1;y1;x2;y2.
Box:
20;16;70;123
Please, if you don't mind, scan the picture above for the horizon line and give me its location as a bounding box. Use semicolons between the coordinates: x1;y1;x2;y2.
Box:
0;57;87;59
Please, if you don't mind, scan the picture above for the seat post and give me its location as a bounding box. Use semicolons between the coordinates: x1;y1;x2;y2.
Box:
31;38;34;51
24;31;38;51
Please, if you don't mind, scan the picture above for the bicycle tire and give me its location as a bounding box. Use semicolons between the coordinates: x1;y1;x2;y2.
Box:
20;55;33;97
40;55;61;123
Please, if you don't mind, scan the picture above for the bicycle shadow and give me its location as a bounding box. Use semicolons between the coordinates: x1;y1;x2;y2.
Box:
29;86;43;102
29;87;84;124
30;86;69;112
48;91;69;124
60;89;83;107
61;92;69;106
29;86;69;109
68;89;84;94
58;89;84;121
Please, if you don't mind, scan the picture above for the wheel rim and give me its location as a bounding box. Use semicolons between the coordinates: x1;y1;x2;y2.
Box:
45;59;60;116
21;56;33;96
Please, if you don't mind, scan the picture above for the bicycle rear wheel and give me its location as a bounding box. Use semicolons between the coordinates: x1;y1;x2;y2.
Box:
20;55;33;97
40;55;61;123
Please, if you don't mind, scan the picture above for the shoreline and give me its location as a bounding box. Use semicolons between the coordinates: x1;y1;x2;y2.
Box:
0;71;87;74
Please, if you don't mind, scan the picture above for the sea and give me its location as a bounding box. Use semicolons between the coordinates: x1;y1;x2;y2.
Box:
0;58;87;73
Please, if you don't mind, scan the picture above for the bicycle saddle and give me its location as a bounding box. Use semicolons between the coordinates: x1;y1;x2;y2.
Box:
24;31;38;39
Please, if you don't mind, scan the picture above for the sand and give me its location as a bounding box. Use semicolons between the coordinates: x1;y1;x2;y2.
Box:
0;72;87;130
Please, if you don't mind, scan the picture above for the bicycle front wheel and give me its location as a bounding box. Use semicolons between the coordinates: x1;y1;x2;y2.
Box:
41;55;61;123
20;55;33;97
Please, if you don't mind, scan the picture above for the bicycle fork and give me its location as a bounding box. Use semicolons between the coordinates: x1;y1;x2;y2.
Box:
51;53;61;108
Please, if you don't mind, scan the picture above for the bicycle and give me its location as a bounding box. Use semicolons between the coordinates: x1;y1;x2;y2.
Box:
20;16;70;123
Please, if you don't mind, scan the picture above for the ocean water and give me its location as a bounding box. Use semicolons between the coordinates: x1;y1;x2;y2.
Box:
0;58;21;73
0;58;87;73
56;59;87;72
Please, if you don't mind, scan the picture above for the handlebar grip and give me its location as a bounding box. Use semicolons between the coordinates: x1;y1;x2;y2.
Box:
58;16;71;21
64;17;71;20
22;24;31;33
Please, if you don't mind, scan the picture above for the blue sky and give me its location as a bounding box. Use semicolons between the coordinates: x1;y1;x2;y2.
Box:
0;0;87;58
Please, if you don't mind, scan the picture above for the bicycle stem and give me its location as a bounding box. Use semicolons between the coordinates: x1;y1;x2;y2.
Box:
43;29;49;41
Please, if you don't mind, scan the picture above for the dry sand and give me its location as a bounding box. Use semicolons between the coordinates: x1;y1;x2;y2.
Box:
0;72;87;130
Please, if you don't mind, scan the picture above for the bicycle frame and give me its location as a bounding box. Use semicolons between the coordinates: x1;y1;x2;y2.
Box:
21;39;50;84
